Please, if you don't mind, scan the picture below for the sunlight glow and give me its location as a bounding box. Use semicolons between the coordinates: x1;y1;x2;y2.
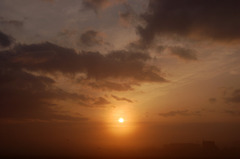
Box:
106;107;137;136
118;117;124;123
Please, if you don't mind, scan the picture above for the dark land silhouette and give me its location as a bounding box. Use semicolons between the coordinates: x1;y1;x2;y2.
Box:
1;140;240;159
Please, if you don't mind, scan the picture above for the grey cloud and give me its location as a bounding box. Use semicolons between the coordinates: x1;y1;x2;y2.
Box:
159;110;202;117
138;0;240;44
4;42;166;82
82;0;111;13
111;95;133;103
48;114;88;121
225;89;240;103
93;97;110;106
0;68;57;119
0;31;14;48
168;46;197;61
41;0;55;3
119;2;140;27
209;98;217;103
0;67;103;120
80;30;105;47
119;4;136;27
77;95;111;107
155;45;165;54
82;0;124;13
0;18;23;28
86;80;135;91
0;41;166;120
119;11;132;26
225;110;240;116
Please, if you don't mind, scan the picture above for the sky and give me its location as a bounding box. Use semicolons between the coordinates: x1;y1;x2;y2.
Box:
1;0;240;158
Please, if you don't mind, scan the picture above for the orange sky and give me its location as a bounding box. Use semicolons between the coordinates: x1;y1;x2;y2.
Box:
1;0;240;158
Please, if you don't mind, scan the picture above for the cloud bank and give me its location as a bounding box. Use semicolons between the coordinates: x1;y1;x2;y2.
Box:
138;0;240;45
0;31;166;121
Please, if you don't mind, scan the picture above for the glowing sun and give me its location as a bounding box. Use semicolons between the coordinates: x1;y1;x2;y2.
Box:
118;117;124;123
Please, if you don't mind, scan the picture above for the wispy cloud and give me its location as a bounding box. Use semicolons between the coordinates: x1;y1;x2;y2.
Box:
159;110;202;117
111;95;133;103
168;46;197;61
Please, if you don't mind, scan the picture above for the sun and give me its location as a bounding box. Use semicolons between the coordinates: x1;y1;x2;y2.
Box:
118;117;124;123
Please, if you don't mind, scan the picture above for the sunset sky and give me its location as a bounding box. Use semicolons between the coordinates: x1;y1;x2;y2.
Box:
1;0;240;158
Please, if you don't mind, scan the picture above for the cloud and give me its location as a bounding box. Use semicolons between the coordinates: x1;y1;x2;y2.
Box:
138;0;240;44
118;4;137;27
0;41;166;120
4;42;166;82
0;62;103;120
111;95;133;103
82;0;125;13
93;97;110;106
225;110;240;116
0;67;75;120
225;89;240;103
79;30;105;47
82;0;124;13
119;11;132;27
76;95;111;107
47;114;88;121
0;31;14;48
209;98;217;103
41;0;55;3
84;80;136;91
82;0;111;13
168;46;197;61
159;110;202;117
0;18;23;28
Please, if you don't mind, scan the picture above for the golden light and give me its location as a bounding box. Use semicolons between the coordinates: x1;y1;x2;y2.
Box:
106;106;137;136
118;117;124;123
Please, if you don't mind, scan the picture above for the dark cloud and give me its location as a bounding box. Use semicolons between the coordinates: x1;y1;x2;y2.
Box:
119;11;132;27
159;110;202;117
93;97;110;106
0;67;78;120
82;0;111;13
82;0;124;13
48;114;88;121
127;39;150;51
155;45;165;54
85;80;135;91
119;3;139;27
0;41;166;120
153;45;198;61
80;30;105;47
0;18;23;28
119;4;136;27
41;0;55;2
4;42;166;82
111;95;133;103
225;110;240;116
138;0;240;44
209;98;217;103
0;31;14;48
225;89;240;103
76;95;111;107
0;64;102;120
168;46;197;61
